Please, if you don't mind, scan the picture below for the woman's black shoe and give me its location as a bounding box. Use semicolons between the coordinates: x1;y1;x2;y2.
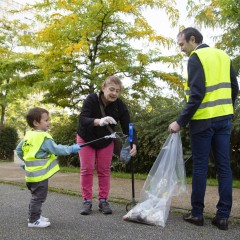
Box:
211;216;228;230
183;213;204;226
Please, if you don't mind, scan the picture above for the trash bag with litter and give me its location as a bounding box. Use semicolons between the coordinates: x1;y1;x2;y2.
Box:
123;133;187;227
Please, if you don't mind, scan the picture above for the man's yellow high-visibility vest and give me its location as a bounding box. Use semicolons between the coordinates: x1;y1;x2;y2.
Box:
22;131;59;182
185;47;233;120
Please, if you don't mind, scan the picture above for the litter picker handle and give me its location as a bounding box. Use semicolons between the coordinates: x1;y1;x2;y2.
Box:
129;123;135;202
79;136;106;148
129;123;133;147
79;132;128;148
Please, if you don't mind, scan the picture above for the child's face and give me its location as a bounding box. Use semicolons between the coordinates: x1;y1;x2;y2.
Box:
33;113;50;131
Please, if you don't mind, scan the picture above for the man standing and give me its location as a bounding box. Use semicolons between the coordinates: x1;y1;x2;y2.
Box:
168;27;239;230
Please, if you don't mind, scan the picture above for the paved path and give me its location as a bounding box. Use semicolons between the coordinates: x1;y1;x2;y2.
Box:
1;162;240;218
1;184;240;240
0;162;240;239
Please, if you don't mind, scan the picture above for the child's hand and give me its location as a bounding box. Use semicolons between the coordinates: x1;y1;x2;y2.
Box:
71;144;81;154
20;163;25;170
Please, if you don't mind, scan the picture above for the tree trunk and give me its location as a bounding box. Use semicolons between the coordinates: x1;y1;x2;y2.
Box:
0;104;5;129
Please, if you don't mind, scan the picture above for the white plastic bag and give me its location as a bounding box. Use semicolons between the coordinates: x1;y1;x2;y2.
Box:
123;133;187;227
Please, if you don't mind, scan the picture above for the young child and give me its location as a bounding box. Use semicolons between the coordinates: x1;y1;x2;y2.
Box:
16;107;81;228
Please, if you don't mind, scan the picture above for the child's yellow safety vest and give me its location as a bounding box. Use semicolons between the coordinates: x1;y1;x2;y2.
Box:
22;131;59;182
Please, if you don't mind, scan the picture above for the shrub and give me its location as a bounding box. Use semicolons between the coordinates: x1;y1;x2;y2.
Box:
50;114;79;167
0;126;19;160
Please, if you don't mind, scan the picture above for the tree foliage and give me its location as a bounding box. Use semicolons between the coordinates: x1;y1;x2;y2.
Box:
131;96;190;173
0;17;41;128
20;0;183;109
187;0;240;75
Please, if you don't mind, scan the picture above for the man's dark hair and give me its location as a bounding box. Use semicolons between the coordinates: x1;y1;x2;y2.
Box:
26;107;49;128
178;27;203;44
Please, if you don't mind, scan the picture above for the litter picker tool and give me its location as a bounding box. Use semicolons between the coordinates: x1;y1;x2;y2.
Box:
19;132;127;171
126;123;137;211
79;132;127;148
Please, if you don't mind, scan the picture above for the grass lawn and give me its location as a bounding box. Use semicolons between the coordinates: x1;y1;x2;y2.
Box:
59;166;240;188
1;161;240;188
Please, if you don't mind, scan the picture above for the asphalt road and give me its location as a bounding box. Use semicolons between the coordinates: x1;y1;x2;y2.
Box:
1;184;240;240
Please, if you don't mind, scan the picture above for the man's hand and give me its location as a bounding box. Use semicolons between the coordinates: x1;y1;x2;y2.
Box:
168;121;180;133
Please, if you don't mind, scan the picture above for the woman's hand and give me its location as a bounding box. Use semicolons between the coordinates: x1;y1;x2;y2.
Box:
130;144;137;157
99;116;117;126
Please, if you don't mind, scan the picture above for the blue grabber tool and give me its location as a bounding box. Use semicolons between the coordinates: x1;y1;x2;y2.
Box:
126;123;137;211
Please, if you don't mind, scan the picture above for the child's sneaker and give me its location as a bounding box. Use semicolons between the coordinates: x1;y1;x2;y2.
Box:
28;218;51;228
28;215;50;222
40;216;50;222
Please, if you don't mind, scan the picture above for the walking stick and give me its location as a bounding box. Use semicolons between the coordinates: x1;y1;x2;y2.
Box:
126;123;137;211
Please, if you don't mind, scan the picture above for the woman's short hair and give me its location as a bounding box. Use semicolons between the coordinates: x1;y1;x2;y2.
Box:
102;75;123;89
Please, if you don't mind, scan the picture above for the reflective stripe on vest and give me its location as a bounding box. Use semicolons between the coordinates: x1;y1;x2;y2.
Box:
23;131;59;182
185;47;233;120
25;160;59;178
